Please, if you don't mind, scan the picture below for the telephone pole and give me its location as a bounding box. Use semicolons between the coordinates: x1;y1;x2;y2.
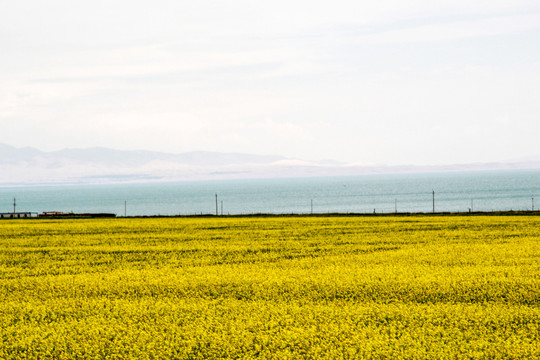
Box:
215;194;218;216
13;198;16;214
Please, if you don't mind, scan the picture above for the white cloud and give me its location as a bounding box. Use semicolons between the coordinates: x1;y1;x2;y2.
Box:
256;118;311;141
351;12;540;44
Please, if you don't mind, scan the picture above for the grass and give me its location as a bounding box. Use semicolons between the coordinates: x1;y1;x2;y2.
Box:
1;216;539;359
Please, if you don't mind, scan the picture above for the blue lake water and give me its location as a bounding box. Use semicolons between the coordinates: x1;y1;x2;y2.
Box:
1;170;539;216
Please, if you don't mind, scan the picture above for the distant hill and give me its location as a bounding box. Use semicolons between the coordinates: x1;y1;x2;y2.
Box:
0;144;288;167
0;143;539;185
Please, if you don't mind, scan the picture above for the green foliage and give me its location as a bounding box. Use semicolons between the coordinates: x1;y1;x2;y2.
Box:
1;216;539;359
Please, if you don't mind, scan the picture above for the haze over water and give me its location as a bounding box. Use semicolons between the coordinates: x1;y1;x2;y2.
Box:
1;170;539;216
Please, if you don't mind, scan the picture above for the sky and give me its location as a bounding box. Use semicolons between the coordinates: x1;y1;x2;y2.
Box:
1;0;540;166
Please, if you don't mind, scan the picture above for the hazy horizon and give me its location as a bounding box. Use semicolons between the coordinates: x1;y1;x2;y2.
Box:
1;141;540;186
2;140;540;165
2;1;540;166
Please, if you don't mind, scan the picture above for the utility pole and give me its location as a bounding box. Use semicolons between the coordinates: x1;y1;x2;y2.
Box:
432;190;435;213
215;193;218;216
13;198;16;214
533;197;535;211
221;200;223;216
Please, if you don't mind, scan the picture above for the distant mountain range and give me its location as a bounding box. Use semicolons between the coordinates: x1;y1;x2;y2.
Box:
1;143;539;185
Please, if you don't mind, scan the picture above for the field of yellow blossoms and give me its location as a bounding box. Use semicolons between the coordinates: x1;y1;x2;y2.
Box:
1;215;539;359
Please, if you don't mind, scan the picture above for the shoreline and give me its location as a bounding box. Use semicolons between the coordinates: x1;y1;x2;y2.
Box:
2;210;539;219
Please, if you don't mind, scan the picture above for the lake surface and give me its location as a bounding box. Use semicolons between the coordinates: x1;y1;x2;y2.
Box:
1;170;539;216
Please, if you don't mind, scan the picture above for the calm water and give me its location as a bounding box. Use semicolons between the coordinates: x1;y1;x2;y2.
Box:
1;170;539;216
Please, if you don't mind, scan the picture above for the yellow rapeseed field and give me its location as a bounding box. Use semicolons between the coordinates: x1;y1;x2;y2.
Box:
1;216;539;359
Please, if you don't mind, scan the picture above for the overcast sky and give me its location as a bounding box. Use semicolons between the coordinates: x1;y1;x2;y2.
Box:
1;0;540;165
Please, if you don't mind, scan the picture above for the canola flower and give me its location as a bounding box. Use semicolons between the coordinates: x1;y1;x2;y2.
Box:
0;216;539;359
